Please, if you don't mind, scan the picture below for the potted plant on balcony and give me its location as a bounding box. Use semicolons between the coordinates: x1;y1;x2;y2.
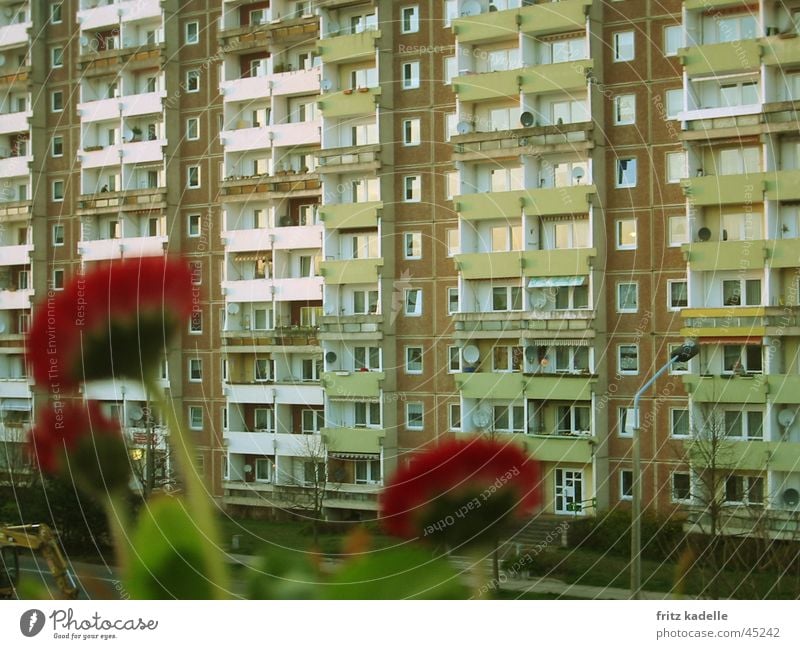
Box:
130;126;142;142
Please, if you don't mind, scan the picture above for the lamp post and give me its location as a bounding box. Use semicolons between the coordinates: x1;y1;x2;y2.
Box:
630;340;699;599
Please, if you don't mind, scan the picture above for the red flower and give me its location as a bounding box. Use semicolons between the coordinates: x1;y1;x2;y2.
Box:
380;438;542;545
28;401;130;494
27;256;194;390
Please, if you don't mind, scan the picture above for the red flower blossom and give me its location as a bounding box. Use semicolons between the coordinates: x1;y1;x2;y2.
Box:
27;256;194;390
28;401;130;494
380;438;542;545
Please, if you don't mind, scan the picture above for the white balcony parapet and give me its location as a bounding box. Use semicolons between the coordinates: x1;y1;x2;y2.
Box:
225;431;322;457
83;378;169;402
0;288;33;310
223;225;323;252
79;146;122;169
122;139;166;164
0;110;31;136
0;155;31;179
120;91;166;118
224;382;323;405
222;277;323;303
0;244;32;267
0;379;32;399
77;98;122;123
220;76;270;104
78;238;124;262
0;22;31;48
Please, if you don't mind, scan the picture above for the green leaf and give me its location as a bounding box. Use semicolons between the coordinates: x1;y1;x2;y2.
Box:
125;496;220;599
245;549;323;600
322;547;468;599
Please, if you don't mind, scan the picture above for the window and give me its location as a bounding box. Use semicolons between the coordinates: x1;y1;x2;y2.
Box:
617;282;638;313
189;358;202;382
668;215;689;246
51;3;63;23
545;219;590;250
52;180;64;201
190;309;202;334
723;410;764;440
354;346;381;371
492;345;523;373
406;402;424;430
665;88;682;119
663;24;682;56
186;70;200;93
616;158;637;188
51;91;63;112
448;346;461;373
188;406;203;430
724;475;763;505
401;6;419;33
444;56;457;84
446;228;459;256
669;343;690;374
492;286;523;312
188;213;201;237
253;408;272;432
620;470;633;500
552;99;588;125
404;232;422;259
404;288;422;316
185;21;199;44
403;118;421;145
402;61;420;89
672;473;691;502
719;80;759;107
616;218;637;249
668;280;688;310
717;15;757;43
301;357;322;381
405;347;423;374
671;409;690;437
353;289;379;314
447;287;459;314
254;458;272;482
618;344;639;374
552;284;590;310
444;0;458;27
190;261;202;285
52;224;64;246
614;94;635;125
618;407;637;436
493;405;525;433
52;268;65;290
51;47;63;68
490;223;522;251
355;402;381;428
449;403;461;431
187;166;200;188
718;146;760;176
403;175;421;202
254;358;271;382
186;118;199;141
666;151;687;183
302;409;324;434
723;344;763;374
51;136;63;157
554;347;590;373
221;358;228;383
352;233;378;259
722;278;761;306
613;31;635;62
720;211;762;241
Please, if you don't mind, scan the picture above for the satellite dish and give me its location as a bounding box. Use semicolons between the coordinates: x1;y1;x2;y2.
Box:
321;78;333;91
783;488;800;507
0;54;6;66
778;409;796;427
697;227;711;242
128;405;144;422
227;303;240;315
525;346;537;364
462;345;479;364
462;1;480;17
572;166;585;183
325;351;337;364
327;20;340;36
520;111;534;127
0;322;6;333
80;35;90;46
472;406;492;430
456;121;472;135
531;289;547;309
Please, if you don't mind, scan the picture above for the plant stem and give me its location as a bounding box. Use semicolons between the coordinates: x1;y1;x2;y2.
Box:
145;378;229;598
104;492;130;575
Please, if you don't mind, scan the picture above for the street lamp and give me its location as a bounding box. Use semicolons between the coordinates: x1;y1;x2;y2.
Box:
630;339;699;599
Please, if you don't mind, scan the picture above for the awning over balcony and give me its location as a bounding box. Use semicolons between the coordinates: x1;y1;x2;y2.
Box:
698;337;762;345
531;338;591;347
0;399;31;411
329;452;379;461
528;276;586;289
234;252;269;262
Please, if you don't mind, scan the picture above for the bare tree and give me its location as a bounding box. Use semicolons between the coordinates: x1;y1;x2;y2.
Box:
295;433;335;547
0;423;34;488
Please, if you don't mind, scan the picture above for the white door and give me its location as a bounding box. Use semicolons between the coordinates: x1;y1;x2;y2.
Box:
555;469;584;515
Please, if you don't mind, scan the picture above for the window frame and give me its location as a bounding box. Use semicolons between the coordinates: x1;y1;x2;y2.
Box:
401;6;420;34
616;282;639;313
402;61;421;90
185;21;199;45
448;346;462;373
666;150;687;184
618;344;639;375
51;46;64;69
187;165;201;189
449;403;461;431
405;346;424;374
52;180;64;202
52;224;64;247
663;24;682;57
186;117;200;141
186;69;200;93
615;157;638;188
51;135;64;158
670;408;691;438
615;218;637;250
620;469;633;501
447;286;459;315
667;279;688;311
51;91;64;112
613;94;636;125
402;117;421;146
671;472;692;503
406;402;424;430
613;31;635;62
404;288;423;316
50;3;63;24
188;213;201;237
404;232;422;259
403;175;421;202
188;406;203;431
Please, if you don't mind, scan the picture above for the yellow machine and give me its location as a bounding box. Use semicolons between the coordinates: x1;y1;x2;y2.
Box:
0;524;79;599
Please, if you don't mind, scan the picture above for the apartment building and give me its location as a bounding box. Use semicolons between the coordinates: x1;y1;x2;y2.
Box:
1;0;800;536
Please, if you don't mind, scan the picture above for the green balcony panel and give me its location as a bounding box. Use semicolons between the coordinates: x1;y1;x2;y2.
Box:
318;30;381;64
683;240;766;271
455;251;522;280
453;69;520;102
765;169;800;202
318;87;380;118
524;434;594;465
525;184;594;217
323;427;384;454
455;185;593;222
768;375;800;404
454;190;526;221
762;36;800;67
684;0;741;9
711;440;800;473
681;173;765;206
319;258;383;285
522;248;594;278
766;240;800;269
679;41;761;76
452;10;518;44
322;371;385;399
518;0;591;37
455;372;526;400
525;375;595;401
682;375;768;404
520;60;591;95
321;201;381;229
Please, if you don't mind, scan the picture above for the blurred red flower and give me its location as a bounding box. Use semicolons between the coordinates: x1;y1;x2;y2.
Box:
28;400;130;494
380;438;542;545
27;256;194;390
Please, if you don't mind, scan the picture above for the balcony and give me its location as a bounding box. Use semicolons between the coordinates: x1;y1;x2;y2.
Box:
77;188;166;214
222;277;323;302
316;144;381;173
319;258;383;285
521;60;591;96
122;139;166;164
455;184;594;221
525;433;595;465
0;21;30;48
453;69;520;103
223;225;323;252
225;431;322;457
0;379;30;399
78;236;167;262
120;91;167;118
321;371;384;400
0;155;30;178
320;201;381;229
77;97;122;123
318;314;383;340
679;41;761;76
762;34;800;68
323;427;384;455
220;76;270;103
452;9;517;44
0;111;30;136
455;372;595;401
682;375;768;404
518;0;591;37
225;382;324;405
0;244;32;267
453;310;596;339
455;248;594;280
79;145;121;169
221;172;321;200
0;289;33;310
220;121;320;152
83;379;167;401
318;87;381;118
682;240;766;272
318;29;381;64
681;173;765;207
766;169;800;202
78;0;161;30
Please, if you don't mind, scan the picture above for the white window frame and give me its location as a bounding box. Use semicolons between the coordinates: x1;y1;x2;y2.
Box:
615;218;637;249
618;407;637;437
620;469;633;501
668;215;689;247
50;3;63;24
447;287;459;315
666;151;687;184
51;91;63;112
446;228;459;256
667;279;688;311
52;268;65;291
188;406;203;430
664;25;682;56
52;224;64;247
449;403;461;431
618;344;639;375
51;47;63;68
52;180;64;202
448;346;462;373
189;308;202;334
402;61;420;89
187;165;200;189
406;402;424;430
616;282;639;313
403;175;421;202
189;358;202;382
186;69;200;93
405;346;423;374
51;136;63;158
670;408;690;437
185;21;199;45
401;6;420;34
254;458;272;483
493;404;525;433
188;213;201;237
672;472;692;503
616;157;637;188
613;31;635;62
404;288;422;316
665;88;682;119
404;232;422;259
613;94;635;125
668;343;690;374
402;118;421;146
186;117;200;141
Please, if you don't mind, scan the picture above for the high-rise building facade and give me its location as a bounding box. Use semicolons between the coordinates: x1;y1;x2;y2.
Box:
2;0;800;537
